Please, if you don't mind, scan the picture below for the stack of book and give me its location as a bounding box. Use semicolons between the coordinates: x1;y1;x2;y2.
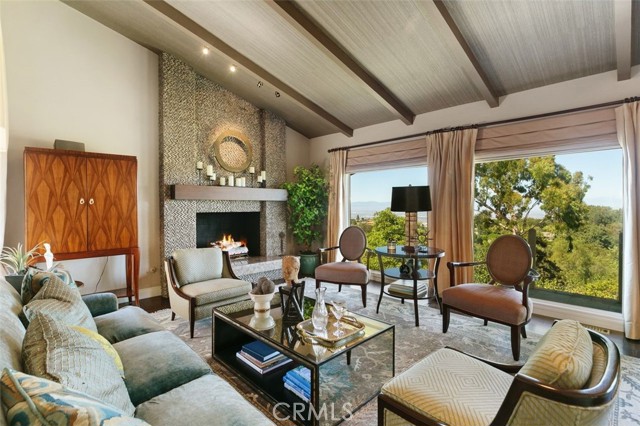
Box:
283;366;311;402
236;340;292;375
388;281;428;298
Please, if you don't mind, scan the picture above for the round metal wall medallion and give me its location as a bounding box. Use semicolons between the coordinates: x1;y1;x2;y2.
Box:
209;130;252;173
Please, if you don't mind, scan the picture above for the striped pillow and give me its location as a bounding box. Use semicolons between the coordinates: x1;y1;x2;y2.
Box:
520;319;593;389
22;313;135;415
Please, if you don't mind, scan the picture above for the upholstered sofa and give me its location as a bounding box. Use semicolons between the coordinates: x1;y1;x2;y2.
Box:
0;274;274;426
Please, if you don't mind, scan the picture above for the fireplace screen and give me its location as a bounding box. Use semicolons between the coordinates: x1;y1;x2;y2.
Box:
196;212;260;257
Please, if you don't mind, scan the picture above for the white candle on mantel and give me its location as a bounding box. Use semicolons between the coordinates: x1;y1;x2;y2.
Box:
211;173;216;181
228;175;235;186
196;161;203;170
206;165;213;176
257;175;263;183
242;177;247;186
261;170;266;180
220;177;226;186
236;179;242;187
249;166;255;174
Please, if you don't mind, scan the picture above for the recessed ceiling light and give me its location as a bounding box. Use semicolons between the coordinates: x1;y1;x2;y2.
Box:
229;65;237;73
257;81;263;88
275;91;281;98
202;47;209;55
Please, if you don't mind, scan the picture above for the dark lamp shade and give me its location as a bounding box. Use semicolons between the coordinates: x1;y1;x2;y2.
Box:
391;186;431;212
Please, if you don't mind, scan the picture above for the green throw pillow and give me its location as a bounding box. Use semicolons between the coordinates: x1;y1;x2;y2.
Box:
21;266;75;305
1;368;149;426
23;272;96;331
22;313;136;415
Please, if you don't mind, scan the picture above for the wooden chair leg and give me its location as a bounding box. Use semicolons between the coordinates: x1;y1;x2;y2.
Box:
484;319;488;326
171;311;176;321
521;326;527;339
442;305;450;333
190;317;195;339
316;280;321;289
338;284;343;292
511;325;521;361
361;286;367;308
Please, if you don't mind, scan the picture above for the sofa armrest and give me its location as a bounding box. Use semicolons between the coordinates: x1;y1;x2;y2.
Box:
82;293;118;317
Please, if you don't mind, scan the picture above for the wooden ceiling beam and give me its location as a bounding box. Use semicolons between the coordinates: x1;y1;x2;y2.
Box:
142;0;353;137
614;0;632;81
419;1;499;108
265;0;415;125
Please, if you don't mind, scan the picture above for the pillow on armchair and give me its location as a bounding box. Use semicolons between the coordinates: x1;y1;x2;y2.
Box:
519;319;593;389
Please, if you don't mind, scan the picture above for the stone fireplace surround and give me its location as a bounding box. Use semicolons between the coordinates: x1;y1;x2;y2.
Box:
160;54;288;296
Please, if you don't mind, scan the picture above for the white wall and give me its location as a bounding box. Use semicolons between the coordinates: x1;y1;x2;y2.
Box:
310;68;640;166
1;0;160;296
285;126;310;181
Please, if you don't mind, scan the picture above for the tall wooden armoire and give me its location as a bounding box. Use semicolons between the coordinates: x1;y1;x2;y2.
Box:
24;147;139;304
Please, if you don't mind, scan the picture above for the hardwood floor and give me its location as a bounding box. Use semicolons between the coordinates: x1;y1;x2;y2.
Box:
133;293;640;358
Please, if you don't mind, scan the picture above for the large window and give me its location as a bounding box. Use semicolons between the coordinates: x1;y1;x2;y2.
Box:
474;150;622;311
350;167;428;269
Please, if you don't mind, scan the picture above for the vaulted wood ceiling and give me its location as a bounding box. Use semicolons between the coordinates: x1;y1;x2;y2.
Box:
63;0;638;139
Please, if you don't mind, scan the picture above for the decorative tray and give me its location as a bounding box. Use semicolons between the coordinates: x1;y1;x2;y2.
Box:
296;315;365;348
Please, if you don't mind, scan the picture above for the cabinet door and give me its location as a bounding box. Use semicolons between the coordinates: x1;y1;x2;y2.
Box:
25;150;88;254
86;156;138;251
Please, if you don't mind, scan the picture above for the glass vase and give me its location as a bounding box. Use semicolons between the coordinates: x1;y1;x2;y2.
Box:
311;287;329;331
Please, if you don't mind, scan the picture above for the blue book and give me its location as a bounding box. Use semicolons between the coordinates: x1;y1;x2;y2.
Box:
283;381;310;402
283;378;310;400
287;366;311;386
242;340;281;362
283;371;311;393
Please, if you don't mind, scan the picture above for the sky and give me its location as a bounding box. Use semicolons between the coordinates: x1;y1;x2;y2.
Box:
350;149;623;209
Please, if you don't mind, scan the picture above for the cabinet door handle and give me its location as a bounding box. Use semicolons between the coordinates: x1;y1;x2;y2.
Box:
89;198;95;205
79;198;85;205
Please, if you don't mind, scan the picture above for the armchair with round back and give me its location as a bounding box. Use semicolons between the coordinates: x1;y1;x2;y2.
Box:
315;226;373;307
443;235;539;361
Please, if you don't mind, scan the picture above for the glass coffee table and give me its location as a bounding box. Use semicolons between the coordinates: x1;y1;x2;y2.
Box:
212;298;395;426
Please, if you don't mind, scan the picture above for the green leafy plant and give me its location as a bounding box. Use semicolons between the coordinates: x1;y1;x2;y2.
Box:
0;242;43;275
282;165;329;253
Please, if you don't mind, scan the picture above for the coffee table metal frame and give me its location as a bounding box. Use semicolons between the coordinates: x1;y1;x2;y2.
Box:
212;299;395;426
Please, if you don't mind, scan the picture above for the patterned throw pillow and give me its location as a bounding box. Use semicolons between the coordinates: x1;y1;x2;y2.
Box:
71;326;125;377
1;368;149;426
22;313;136;415
23;273;96;331
21;266;75;305
520;319;593;389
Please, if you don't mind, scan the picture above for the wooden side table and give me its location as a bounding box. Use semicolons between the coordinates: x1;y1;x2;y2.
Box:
375;246;445;326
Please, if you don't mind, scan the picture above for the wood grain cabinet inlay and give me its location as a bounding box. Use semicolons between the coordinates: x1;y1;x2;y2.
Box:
24;147;140;305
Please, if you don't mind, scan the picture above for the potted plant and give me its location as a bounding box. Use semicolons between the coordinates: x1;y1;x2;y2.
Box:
282;165;329;277
1;242;43;292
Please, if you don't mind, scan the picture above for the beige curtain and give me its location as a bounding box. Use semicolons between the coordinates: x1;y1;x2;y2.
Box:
615;102;640;340
326;150;349;262
426;129;477;292
0;13;7;251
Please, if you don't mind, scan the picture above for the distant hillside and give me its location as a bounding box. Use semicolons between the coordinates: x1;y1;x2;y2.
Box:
351;201;390;218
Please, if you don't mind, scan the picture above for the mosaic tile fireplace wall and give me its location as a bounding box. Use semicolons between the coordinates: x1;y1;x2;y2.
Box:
160;53;287;296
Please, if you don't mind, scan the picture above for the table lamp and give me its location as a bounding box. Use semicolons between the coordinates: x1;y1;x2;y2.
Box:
391;185;431;253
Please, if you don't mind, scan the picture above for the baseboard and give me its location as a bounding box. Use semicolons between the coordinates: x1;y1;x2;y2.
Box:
531;298;624;333
116;285;162;303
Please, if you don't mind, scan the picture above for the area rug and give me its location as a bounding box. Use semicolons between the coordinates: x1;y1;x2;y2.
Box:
151;284;640;425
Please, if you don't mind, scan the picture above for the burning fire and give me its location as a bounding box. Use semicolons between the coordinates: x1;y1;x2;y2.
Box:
213;234;247;254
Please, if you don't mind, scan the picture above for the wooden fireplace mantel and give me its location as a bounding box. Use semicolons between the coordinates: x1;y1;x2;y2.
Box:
169;184;287;201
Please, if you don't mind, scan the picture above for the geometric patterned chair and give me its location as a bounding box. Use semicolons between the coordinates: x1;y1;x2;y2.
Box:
443;235;539;360
378;319;620;426
315;226;372;307
164;247;251;338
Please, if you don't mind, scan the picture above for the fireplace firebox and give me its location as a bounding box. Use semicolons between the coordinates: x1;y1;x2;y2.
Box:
196;212;261;256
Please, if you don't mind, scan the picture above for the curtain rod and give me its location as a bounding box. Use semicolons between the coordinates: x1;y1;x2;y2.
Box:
327;96;640;154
